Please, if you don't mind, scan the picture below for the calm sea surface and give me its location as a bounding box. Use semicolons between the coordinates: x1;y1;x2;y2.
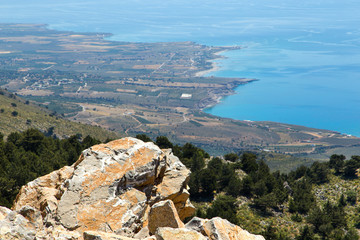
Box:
1;0;359;136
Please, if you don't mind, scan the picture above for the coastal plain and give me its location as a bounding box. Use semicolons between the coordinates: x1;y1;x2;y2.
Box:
1;23;360;169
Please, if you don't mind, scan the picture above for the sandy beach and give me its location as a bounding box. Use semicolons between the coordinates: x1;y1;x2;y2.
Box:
194;50;228;77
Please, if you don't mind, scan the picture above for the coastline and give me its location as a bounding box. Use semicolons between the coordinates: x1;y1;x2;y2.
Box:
198;78;257;110
194;50;228;77
6;23;253;119
193;48;257;111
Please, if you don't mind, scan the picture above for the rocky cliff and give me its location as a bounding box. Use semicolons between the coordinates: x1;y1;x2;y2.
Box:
0;137;265;240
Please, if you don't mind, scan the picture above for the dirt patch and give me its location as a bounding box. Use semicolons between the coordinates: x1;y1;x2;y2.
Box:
17;89;54;96
116;89;138;93
133;65;162;70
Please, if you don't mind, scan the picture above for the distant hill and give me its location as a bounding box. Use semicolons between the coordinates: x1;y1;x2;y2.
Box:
0;88;119;141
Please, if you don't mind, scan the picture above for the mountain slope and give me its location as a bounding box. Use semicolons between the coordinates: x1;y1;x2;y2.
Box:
0;89;118;140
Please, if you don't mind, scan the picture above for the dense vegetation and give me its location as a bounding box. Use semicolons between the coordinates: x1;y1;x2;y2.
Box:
189;154;360;239
138;134;360;240
1;131;360;240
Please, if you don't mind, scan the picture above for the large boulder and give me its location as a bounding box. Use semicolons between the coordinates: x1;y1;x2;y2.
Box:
12;137;194;238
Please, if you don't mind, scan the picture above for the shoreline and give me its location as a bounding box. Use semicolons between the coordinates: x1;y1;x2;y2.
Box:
194;50;229;77
193;47;257;111
198;78;257;110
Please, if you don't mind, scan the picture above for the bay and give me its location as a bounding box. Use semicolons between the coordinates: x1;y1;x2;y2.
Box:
0;0;359;136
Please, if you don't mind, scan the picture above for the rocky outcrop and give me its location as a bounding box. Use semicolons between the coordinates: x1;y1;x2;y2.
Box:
3;137;264;240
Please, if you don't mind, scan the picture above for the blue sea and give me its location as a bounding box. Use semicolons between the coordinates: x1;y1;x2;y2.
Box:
1;0;359;136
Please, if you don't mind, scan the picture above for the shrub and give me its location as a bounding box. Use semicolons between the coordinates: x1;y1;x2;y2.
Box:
224;153;239;162
291;213;303;222
135;134;152;142
206;195;238;225
155;136;173;149
347;190;357;205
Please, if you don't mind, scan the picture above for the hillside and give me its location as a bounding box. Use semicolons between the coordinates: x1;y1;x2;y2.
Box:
189;152;360;240
0;137;265;240
1;131;359;239
0;88;118;141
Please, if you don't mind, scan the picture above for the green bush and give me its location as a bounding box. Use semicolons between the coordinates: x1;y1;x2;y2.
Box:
346;190;357;205
291;213;303;222
224;153;239;162
206;195;238;225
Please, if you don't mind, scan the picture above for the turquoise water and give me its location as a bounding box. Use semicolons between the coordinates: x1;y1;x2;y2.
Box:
0;0;359;136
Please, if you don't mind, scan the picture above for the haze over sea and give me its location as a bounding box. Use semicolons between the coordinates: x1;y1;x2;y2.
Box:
1;0;360;136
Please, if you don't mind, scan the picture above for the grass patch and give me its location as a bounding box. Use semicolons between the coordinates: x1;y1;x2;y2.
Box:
133;115;152;124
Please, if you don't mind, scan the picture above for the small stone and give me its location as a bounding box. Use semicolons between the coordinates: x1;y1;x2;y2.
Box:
203;217;265;240
133;226;150;239
185;217;207;236
155;227;207;240
84;230;135;240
